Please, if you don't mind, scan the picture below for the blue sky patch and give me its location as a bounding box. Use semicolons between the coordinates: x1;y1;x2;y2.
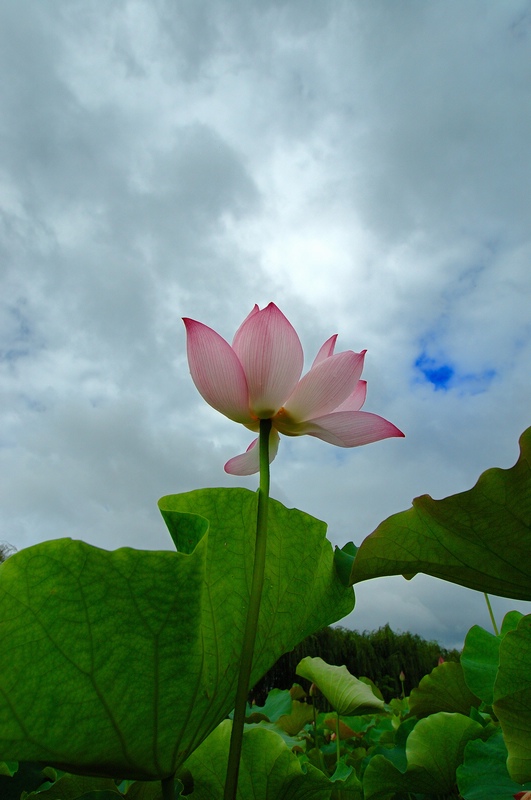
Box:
414;351;496;394
415;354;455;390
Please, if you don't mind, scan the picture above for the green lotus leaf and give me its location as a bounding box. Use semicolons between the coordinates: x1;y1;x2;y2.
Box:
24;774;121;800
500;610;526;636
295;657;385;716
73;794;121;800
358;676;384;701
461;626;502;706
185;720;354;799
363;712;486;799
457;731;531;800
493;615;531;783
461;612;523;705
276;700;314;736
408;661;481;718
325;714;376;738
125;781;173;800
244;689;293;724
365;718;417;782
118;780;172;800
333;542;358;586
185;721;328;799
388;697;408;718
349;427;531;600
328;759;363;796
0;488;353;780
76;794;122;800
246;722;304;752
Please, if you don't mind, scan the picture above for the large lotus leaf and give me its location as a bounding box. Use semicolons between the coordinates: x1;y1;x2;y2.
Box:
363;712;485;799
408;661;481;718
185;720;357;800
0;488;353;780
493;615;531;783
24;774;121;799
457;731;531;800
461;612;523;705
27;775;168;800
295;657;385;716
349;427;531;599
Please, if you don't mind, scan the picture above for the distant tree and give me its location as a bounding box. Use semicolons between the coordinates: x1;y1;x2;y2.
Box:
0;542;15;563
251;623;460;703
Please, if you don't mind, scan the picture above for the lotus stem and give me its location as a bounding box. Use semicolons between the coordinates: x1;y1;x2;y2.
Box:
484;592;499;636
161;774;174;800
224;418;272;800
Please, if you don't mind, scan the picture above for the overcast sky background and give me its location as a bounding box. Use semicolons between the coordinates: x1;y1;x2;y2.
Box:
1;0;530;650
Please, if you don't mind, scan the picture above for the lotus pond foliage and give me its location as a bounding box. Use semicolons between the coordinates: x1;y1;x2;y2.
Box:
0;303;529;799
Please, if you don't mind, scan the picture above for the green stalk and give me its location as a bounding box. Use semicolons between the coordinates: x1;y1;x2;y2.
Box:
224;418;272;800
312;696;319;751
484;592;499;636
310;689;325;771
335;712;341;767
161;774;174;800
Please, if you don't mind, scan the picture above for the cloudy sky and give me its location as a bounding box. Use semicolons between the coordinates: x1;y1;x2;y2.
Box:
1;0;530;650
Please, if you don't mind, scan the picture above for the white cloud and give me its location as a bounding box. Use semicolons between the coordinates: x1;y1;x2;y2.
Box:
1;0;530;649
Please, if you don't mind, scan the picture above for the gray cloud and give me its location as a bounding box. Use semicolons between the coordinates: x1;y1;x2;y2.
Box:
1;0;530;648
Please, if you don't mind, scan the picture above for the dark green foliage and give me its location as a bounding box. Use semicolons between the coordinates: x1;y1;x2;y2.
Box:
0;762;53;799
252;623;460;703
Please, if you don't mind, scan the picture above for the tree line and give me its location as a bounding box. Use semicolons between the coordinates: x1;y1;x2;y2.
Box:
252;623;460;703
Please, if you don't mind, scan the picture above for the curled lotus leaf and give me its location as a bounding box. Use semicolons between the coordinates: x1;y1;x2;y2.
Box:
296;657;385;716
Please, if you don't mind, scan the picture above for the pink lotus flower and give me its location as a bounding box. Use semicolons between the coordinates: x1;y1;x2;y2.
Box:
183;303;404;475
